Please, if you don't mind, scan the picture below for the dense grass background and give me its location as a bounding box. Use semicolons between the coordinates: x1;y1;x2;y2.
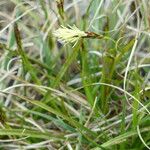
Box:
0;0;150;149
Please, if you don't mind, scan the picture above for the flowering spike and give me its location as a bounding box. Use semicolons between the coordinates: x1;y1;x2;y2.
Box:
53;25;87;45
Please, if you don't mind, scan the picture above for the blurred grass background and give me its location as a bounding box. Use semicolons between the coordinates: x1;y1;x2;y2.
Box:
0;0;150;149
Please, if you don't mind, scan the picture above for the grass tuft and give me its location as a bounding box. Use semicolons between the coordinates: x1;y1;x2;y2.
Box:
0;0;150;149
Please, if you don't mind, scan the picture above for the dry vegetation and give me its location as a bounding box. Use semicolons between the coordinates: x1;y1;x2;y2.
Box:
0;0;150;149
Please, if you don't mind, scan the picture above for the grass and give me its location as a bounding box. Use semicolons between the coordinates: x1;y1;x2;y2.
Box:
0;0;150;149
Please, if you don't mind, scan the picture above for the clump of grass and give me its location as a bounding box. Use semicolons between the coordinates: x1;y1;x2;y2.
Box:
0;0;150;149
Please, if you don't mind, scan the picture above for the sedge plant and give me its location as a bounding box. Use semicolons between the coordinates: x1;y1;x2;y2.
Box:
0;0;149;149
